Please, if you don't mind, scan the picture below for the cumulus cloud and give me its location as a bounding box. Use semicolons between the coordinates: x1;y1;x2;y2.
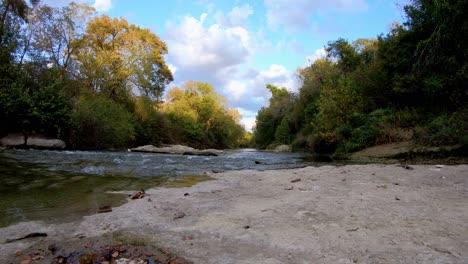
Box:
165;14;251;71
163;12;299;131
237;108;258;131
215;4;254;27
93;0;111;12
265;0;368;32
230;64;300;112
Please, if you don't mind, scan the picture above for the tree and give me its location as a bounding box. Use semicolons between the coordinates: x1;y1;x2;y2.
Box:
69;95;135;150
253;84;293;148
164;81;245;148
315;77;364;134
75;15;173;102
25;3;95;75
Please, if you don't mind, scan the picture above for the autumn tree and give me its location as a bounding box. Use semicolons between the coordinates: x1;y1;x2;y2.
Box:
75;15;173;103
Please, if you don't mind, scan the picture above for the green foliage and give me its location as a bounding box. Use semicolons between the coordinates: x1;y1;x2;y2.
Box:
133;95;170;146
274;117;290;144
415;111;468;146
315;77;364;133
253;84;293;148
164;81;245;149
69;95;135;149
0;65;71;138
253;107;276;148
252;0;467;155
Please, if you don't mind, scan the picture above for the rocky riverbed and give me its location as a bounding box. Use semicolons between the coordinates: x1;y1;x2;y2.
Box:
1;164;467;263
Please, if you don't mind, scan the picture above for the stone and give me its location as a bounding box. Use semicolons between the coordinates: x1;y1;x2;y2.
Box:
173;212;186;220
27;136;66;149
131;144;222;156
0;134;65;149
274;144;291;152
0;134;25;146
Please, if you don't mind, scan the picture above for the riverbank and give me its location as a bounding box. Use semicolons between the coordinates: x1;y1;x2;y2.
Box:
1;164;467;263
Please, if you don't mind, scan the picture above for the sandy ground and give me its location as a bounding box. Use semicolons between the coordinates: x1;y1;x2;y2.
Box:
1;164;467;264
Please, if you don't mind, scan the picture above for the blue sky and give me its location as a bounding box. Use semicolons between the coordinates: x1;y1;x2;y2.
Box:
46;0;409;130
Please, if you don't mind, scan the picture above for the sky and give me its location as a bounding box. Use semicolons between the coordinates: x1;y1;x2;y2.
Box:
44;0;409;131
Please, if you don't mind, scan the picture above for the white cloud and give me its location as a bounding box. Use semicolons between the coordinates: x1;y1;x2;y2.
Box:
237;108;257;131
163;13;300;131
265;0;368;32
305;48;327;65
93;0;111;12
215;4;254;27
225;80;247;101
165;15;251;71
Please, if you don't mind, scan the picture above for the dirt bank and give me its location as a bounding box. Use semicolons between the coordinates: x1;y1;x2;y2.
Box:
1;164;467;263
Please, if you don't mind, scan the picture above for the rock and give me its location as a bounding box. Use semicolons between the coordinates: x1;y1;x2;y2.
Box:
173;212;186;220
98;205;112;213
274;144;291;152
5;232;48;243
398;164;414;170
291;178;301;183
130;190;145;199
0;134;65;149
48;244;58;255
20;256;32;264
131;144;222;156
27;136;66;149
0;134;25;146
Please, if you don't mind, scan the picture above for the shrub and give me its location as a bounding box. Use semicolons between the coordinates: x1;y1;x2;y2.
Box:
416;111;468;146
70;95;135;149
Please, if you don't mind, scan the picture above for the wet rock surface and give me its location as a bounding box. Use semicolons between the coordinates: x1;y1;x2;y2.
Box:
7;231;190;264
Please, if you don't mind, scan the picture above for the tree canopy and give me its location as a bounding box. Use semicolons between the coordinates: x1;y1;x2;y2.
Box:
0;1;246;150
253;0;467;153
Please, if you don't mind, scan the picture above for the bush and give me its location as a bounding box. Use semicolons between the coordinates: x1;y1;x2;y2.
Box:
133;96;171;146
274;117;291;144
69;95;135;149
416;111;468;146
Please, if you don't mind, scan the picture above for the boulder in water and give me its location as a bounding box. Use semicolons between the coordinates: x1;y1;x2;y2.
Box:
131;144;222;156
0;134;65;149
274;145;291;152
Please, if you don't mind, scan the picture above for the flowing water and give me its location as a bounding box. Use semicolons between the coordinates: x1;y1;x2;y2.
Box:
0;148;312;227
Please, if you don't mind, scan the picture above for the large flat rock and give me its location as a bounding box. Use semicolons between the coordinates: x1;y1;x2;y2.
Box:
0;134;65;149
131;144;222;156
1;164;467;263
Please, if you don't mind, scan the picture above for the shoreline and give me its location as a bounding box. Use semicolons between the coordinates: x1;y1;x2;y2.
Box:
1;164;467;263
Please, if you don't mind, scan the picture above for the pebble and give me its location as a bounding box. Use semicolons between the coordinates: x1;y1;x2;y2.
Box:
173;212;186;220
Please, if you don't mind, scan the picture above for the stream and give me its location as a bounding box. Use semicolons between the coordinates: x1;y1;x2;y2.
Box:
0;148;312;227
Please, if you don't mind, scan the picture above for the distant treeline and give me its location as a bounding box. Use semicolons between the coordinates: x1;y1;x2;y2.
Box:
253;0;467;154
0;1;247;150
